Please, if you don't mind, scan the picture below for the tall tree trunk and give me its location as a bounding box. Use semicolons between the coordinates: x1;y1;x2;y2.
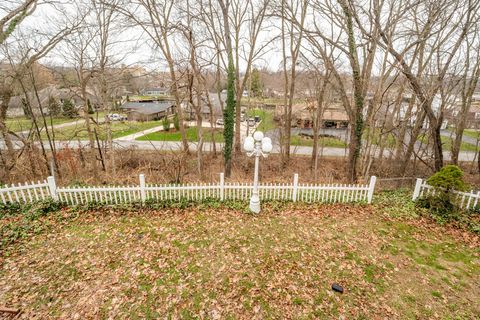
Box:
311;76;328;169
219;0;235;177
340;0;366;182
452;51;480;164
0;92;16;176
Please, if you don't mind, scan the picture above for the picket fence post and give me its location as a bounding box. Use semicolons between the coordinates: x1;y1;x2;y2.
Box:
220;172;225;201
412;178;423;201
292;173;299;202
47;176;58;201
367;176;377;204
139;174;146;203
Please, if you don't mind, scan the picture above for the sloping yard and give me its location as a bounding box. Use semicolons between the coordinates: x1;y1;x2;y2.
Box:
40;120;162;140
0;192;479;319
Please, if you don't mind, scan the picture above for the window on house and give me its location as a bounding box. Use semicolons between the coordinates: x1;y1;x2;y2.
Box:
475;112;480;120
452;110;459;117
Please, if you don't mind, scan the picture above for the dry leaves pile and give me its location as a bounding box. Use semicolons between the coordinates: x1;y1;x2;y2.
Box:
0;202;479;319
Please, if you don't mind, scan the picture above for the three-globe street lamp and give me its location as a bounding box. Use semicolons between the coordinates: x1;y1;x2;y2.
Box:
243;131;273;213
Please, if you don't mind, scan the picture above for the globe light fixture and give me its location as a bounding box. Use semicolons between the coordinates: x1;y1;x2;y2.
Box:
243;136;255;152
243;131;272;213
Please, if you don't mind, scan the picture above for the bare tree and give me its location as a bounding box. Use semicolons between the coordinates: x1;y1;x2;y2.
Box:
59;20;101;177
0;0;37;44
278;0;307;166
117;0;190;153
299;0;379;182
451;32;480;164
0;6;82;179
368;0;480;172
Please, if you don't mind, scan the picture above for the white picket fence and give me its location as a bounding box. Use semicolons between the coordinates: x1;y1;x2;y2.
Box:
0;179;53;204
413;178;480;210
0;173;377;206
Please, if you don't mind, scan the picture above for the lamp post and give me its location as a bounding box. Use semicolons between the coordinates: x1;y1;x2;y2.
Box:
243;131;273;213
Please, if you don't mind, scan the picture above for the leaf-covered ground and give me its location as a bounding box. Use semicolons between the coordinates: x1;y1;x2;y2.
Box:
1;194;479;319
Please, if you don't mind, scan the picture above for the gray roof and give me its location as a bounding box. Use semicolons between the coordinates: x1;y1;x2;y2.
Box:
121;101;174;115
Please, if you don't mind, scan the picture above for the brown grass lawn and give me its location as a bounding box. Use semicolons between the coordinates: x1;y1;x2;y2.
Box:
0;193;479;319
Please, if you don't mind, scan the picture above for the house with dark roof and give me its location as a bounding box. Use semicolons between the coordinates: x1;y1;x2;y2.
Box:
120;100;175;121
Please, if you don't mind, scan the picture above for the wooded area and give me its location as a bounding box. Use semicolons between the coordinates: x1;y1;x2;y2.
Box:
1;0;479;185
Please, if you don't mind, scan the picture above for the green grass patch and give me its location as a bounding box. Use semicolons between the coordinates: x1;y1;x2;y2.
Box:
418;133;478;152
448;128;480;140
463;129;480;140
41;120;162;140
6;116;77;132
363;127;396;148
136;126;224;142
247;109;276;132
290;135;347;148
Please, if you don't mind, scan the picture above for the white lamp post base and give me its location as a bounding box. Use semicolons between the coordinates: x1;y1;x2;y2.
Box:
249;194;261;213
243;131;271;214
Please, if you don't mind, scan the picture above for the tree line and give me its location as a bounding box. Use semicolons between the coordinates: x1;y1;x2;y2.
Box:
1;0;479;183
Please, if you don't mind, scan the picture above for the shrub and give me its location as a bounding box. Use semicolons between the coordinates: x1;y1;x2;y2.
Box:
419;165;468;220
162;116;170;131
426;165;468;192
48;97;61;116
173;113;180;130
62;99;78;118
87;99;94;114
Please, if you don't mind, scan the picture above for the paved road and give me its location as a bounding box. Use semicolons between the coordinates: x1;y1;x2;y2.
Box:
1;139;476;161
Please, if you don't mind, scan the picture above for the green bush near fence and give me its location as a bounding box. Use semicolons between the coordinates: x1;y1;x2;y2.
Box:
417;165;470;220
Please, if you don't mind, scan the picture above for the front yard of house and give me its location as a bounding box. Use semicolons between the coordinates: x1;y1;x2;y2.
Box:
5;112;111;133
1;191;478;319
39;120;162;140
247;109;276;132
290;135;347;148
136;127;224;142
6;116;77;132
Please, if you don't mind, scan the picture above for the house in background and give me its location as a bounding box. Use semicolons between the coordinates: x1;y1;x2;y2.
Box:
120;100;175;121
274;103;349;129
442;92;480;129
183;92;225;121
6;86;99;117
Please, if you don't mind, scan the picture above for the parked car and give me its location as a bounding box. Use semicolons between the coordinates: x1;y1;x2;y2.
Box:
107;113;127;121
216;118;224;126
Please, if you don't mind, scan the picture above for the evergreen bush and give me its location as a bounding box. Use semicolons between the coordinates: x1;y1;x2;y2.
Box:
62;99;78;118
173;113;180;131
418;165;469;219
162;116;170;131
